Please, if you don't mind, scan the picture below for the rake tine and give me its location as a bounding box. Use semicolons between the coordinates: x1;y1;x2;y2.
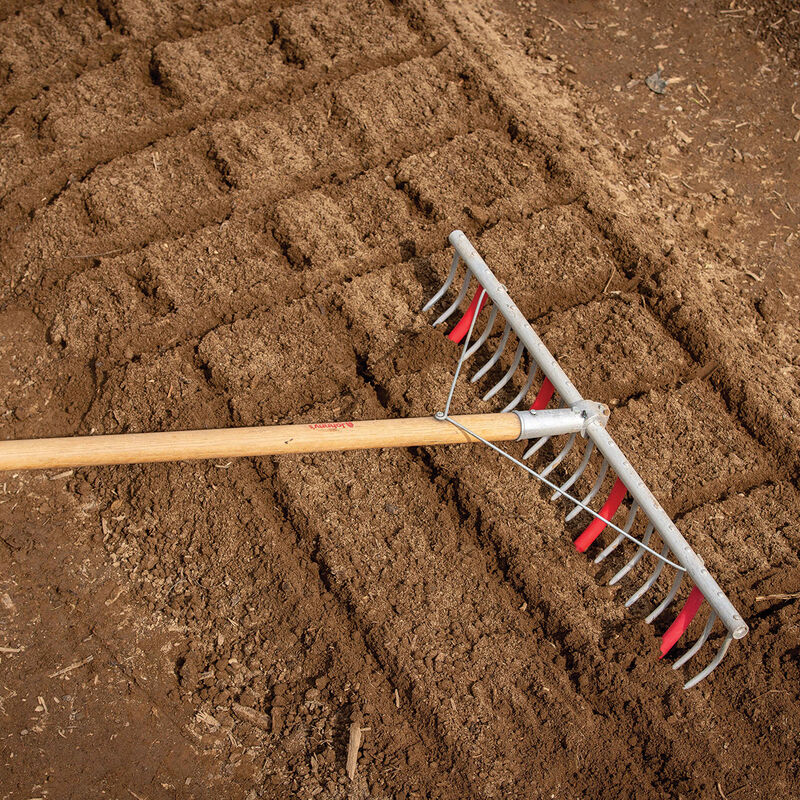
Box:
522;435;550;459
501;362;539;412
646;570;684;624
625;543;669;606
595;501;639;564
483;341;526;401
471;323;512;382
609;521;654;585
550;440;594;501
574;477;628;552
672;611;716;670
565;458;609;522
464;305;498;360
423;251;459;312
433;269;471;327
539;432;578;478
683;632;733;690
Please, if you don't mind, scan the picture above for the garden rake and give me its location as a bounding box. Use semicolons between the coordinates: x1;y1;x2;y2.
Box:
0;231;748;689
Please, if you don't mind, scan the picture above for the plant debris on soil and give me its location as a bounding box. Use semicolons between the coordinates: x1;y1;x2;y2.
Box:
0;0;798;799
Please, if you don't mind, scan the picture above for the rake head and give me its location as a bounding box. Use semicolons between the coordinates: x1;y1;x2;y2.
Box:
425;230;748;689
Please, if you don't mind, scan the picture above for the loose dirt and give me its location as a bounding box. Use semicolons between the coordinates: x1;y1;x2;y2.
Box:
1;1;798;798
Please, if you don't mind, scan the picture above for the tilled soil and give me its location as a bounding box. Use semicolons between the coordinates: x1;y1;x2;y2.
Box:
0;1;798;798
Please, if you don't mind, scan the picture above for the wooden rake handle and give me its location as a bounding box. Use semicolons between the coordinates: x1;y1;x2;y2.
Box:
0;414;523;471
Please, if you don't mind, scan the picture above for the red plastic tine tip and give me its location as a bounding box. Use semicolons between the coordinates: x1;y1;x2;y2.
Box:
448;288;487;343
530;377;555;410
660;586;705;659
574;477;627;553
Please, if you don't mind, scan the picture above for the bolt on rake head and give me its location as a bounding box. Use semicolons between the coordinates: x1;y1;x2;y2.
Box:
424;230;748;689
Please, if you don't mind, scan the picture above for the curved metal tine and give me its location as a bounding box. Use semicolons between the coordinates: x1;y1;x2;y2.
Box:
565;458;609;522
433;269;471;327
625;543;669;607
423;252;459;312
550;440;594;501
471;323;512;383
464;305;498;360
673;611;717;670
539;432;578;478
595;501;639;564
501;363;538;412
523;435;549;460
683;632;733;690
609;522;654;585
646;570;684;624
483;341;525;402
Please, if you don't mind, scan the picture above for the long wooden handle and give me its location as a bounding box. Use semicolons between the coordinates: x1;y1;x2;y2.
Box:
0;414;522;471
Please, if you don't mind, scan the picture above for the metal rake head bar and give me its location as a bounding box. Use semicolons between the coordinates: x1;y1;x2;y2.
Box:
425;230;748;689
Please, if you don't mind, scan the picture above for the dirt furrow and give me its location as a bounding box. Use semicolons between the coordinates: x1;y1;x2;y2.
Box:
0;0;123;114
195;297;662;798
0;0;433;236
2;50;495;306
69;338;466;799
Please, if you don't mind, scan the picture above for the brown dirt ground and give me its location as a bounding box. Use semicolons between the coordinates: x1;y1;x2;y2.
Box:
1;1;798;798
